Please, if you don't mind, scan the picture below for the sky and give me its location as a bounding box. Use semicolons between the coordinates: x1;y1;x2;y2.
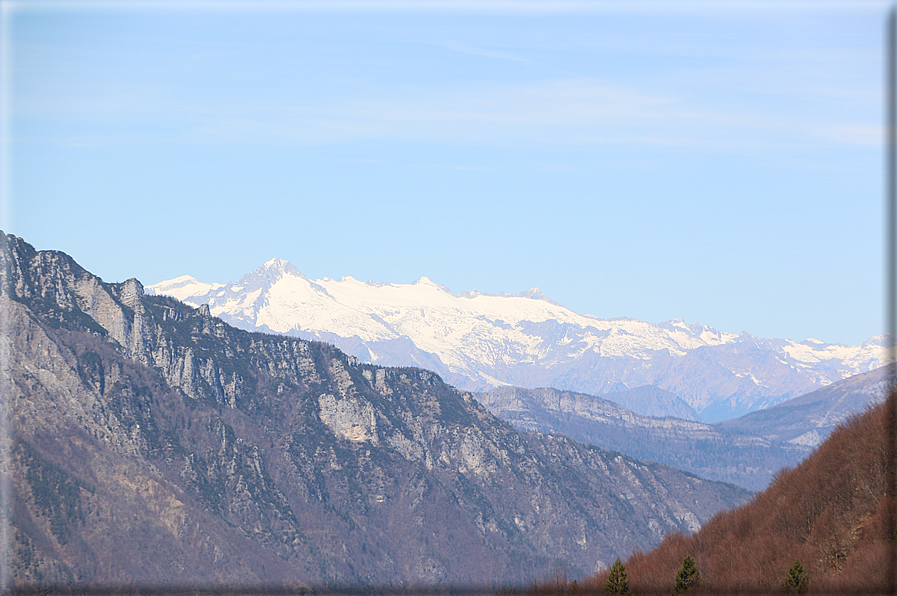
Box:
1;0;890;346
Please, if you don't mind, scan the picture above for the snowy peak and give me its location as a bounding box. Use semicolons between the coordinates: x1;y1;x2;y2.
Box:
239;258;306;285
512;287;560;305
148;261;894;421
166;274;198;285
262;257;301;275
410;276;456;296
145;275;223;303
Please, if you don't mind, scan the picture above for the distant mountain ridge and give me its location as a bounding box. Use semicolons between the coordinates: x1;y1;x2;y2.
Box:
474;386;808;491
149;260;892;422
474;364;894;491
716;363;895;445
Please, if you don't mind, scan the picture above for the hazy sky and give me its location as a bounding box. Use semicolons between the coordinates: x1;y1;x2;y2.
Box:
3;0;889;345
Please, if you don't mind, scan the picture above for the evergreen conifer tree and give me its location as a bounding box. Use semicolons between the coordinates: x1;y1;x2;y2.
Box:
603;558;631;595
673;555;702;593
781;559;809;593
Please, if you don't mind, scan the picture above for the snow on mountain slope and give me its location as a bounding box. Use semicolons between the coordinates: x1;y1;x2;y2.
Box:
149;260;737;374
147;259;893;421
150;275;224;302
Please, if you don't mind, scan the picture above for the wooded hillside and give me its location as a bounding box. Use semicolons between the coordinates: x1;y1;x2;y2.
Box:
582;390;897;594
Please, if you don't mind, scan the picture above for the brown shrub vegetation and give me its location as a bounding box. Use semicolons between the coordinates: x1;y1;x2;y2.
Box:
574;392;897;595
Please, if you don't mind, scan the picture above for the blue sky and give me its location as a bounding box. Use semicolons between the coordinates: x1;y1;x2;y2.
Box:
2;0;889;345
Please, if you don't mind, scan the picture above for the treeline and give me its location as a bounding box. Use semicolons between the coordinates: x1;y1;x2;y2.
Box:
513;391;897;594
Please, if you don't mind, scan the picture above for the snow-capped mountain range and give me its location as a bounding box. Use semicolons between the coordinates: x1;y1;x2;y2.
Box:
147;259;892;422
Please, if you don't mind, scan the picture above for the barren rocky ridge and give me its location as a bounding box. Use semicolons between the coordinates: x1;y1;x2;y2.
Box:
3;233;750;588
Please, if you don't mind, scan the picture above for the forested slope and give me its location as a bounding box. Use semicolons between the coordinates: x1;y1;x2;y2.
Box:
583;390;897;594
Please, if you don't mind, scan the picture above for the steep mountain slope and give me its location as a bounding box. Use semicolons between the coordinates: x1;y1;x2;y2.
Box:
582;391;897;594
475;386;807;491
716;363;895;447
2;234;751;589
148;261;892;422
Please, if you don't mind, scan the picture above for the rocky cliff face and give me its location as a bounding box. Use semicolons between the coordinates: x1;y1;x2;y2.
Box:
2;234;750;589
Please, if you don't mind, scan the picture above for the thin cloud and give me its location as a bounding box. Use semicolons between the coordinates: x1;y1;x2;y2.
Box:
813;124;882;146
420;162;496;171
181;79;690;146
194;78;850;152
443;42;527;63
16;70;877;153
